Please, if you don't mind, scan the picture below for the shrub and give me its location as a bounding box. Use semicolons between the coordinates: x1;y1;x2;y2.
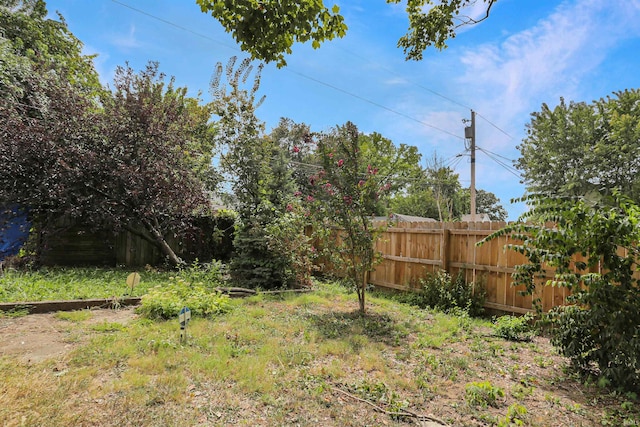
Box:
411;270;485;316
481;192;640;391
176;259;227;285
493;313;535;342
138;276;231;320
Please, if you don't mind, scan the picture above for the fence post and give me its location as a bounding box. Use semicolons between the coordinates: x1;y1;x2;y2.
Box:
441;227;450;273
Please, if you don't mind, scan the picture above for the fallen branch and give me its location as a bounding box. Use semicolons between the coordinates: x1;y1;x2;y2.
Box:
330;386;449;426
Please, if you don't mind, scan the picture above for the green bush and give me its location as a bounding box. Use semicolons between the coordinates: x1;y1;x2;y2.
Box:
176;259;227;285
409;270;485;316
138;276;231;320
546;282;640;390
494;313;535;342
481;192;640;391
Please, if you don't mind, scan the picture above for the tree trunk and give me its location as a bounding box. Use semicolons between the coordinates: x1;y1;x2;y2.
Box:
358;269;369;315
141;219;184;266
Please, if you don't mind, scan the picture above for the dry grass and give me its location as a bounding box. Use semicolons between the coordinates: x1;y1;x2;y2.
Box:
0;282;638;426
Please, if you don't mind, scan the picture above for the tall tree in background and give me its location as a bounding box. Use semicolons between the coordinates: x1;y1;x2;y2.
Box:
390;156;507;221
212;58;306;289
196;0;496;66
516;90;640;202
358;132;423;215
424;155;463;221
460;188;508;221
268;118;424;216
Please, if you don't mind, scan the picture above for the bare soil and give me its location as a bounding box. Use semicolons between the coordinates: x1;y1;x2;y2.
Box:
0;307;137;364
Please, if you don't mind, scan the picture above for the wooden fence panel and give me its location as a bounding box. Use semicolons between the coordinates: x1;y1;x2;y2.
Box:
367;220;640;314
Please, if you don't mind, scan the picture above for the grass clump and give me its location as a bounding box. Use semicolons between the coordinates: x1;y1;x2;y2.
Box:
497;403;528;426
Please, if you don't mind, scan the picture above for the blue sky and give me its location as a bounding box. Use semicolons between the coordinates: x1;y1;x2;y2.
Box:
45;0;640;219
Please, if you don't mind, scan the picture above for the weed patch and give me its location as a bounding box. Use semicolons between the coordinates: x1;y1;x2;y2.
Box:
465;381;505;408
494;313;536;342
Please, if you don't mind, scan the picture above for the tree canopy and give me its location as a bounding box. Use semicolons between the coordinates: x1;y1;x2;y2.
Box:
196;0;496;66
1;1;219;266
0;0;100;92
516;89;640;202
389;154;507;221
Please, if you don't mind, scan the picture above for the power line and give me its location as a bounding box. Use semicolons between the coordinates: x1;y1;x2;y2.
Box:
111;0;239;52
334;45;473;112
476;146;516;163
110;0;464;141
475;112;514;140
333;42;515;142
285;69;463;140
476;147;521;178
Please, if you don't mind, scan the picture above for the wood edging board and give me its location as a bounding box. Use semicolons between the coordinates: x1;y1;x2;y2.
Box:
483;302;535;315
0;297;142;314
0;289;315;314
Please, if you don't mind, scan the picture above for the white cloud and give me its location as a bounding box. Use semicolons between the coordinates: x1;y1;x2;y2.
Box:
384;77;408;86
459;0;640;127
449;0;640;217
110;25;142;50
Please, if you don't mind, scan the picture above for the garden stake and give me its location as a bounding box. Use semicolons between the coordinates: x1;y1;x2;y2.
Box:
179;306;191;344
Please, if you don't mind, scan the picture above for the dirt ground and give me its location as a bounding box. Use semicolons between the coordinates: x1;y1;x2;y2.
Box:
0;307;138;364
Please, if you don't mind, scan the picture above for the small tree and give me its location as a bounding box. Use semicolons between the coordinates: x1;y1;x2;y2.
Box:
212;58;311;289
481;192;640;390
93;62;217;265
306;122;388;314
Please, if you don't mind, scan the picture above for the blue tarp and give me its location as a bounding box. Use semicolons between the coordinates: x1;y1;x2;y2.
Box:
0;206;30;261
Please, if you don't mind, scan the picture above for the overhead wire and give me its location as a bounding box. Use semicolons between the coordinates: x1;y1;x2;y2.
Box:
285;69;463;140
333;45;472;112
476;147;521;179
475;112;514;140
111;0;521;194
477;145;517;163
332;37;516;142
110;0;464;141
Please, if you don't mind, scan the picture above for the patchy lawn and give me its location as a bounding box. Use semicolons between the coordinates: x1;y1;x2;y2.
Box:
1;283;638;426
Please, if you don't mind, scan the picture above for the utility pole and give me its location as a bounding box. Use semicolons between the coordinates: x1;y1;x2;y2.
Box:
465;110;476;221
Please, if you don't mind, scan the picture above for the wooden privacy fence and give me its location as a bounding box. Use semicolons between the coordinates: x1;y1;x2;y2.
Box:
370;221;579;314
39;216;234;267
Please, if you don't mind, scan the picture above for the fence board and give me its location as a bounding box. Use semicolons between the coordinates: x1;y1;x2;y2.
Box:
368;221;639;314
